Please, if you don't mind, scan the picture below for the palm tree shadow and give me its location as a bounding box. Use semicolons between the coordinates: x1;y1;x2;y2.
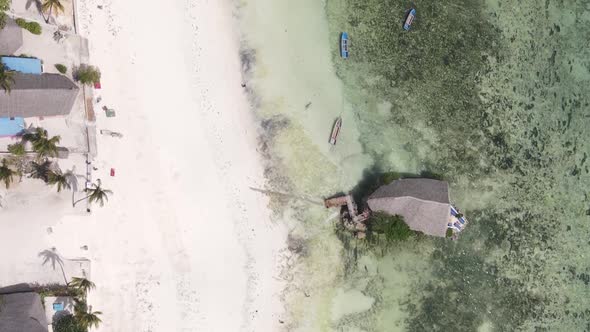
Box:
25;0;42;13
38;248;68;284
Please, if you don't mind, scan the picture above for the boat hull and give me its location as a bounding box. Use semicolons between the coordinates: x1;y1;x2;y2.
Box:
340;32;349;58
403;9;416;31
329;117;342;145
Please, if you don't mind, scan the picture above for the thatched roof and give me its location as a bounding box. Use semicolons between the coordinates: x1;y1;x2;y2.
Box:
367;178;450;237
0;19;24;55
0;292;48;332
0;73;79;118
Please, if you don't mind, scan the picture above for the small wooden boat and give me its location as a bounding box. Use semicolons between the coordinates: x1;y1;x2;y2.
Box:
329;117;342;145
403;8;416;31
340;32;349;59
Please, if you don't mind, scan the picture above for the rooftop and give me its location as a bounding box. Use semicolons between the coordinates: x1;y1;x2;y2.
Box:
367;178;451;237
0;289;48;332
0;73;79;118
0;19;24;55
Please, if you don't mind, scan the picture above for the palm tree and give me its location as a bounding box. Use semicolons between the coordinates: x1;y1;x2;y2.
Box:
0;159;14;188
73;179;112;207
87;180;112;207
7;143;27;182
69;277;95;297
30;160;52;182
41;0;65;23
22;127;61;160
73;299;102;330
0;62;15;94
48;169;71;192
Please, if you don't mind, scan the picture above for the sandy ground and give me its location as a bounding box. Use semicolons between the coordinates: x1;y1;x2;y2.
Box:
0;0;288;331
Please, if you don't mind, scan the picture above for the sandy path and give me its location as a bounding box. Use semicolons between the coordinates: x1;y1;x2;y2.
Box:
52;0;289;330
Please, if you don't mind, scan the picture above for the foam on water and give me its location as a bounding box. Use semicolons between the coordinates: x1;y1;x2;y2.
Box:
237;0;590;330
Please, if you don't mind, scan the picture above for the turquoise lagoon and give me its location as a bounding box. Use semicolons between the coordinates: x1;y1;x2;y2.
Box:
237;0;590;330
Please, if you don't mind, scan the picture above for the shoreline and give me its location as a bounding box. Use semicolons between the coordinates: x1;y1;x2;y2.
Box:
68;0;288;330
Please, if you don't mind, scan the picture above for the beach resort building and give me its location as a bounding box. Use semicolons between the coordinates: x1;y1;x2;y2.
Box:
0;289;48;332
0;56;79;137
367;178;467;237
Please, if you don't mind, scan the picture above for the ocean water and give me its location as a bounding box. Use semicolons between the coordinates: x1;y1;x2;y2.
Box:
237;0;590;330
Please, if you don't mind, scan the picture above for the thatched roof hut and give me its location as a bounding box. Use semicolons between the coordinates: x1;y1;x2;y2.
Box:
0;73;79;118
0;289;48;332
367;178;450;237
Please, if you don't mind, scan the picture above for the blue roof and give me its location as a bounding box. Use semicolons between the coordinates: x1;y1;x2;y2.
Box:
1;57;42;74
0;117;25;136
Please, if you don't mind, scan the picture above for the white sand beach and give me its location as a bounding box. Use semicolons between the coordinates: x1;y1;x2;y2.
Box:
0;0;287;331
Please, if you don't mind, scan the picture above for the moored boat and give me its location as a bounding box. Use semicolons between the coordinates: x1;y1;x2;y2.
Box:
329;117;342;145
340;32;349;58
403;8;416;31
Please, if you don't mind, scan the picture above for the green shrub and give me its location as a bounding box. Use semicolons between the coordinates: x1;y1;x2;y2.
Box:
74;65;101;85
7;142;25;156
0;0;10;11
53;314;85;332
0;12;6;30
15;18;42;35
369;212;413;242
380;171;400;185
446;228;454;238
55;64;67;74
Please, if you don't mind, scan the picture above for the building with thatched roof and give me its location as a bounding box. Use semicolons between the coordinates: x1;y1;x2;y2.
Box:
0;289;48;332
367;178;453;237
0;18;24;55
0;73;79;118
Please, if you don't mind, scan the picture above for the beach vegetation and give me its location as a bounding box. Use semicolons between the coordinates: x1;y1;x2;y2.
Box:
74;65;101;85
0;62;15;93
0;12;6;30
55;63;67;74
15;18;42;35
446;228;453;238
69;277;95;297
29;160;53;182
53;314;85;332
0;159;15;188
0;0;10;11
368;212;413;243
8;142;26;156
86;180;112;207
47;169;71;192
73;298;102;330
0;0;9;30
41;0;65;24
22;127;61;159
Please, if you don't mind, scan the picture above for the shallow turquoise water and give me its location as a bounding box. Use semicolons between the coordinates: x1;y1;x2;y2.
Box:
238;0;590;330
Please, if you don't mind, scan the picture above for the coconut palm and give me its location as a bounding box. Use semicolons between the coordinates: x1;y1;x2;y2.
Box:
30;160;53;182
0;159;14;188
73;179;112;207
7;142;25;156
69;277;95;297
21;127;61;159
48;169;71;192
0;62;15;94
7;143;27;182
73;299;102;330
41;0;65;23
87;182;111;206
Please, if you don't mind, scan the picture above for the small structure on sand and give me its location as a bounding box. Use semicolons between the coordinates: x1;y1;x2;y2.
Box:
367;178;467;237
